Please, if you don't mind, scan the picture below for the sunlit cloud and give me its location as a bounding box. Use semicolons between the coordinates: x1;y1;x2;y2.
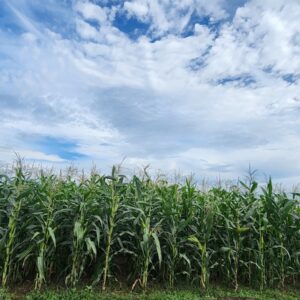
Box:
1;0;300;183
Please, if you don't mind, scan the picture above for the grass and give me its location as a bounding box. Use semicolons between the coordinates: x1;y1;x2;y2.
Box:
0;160;299;293
0;286;299;300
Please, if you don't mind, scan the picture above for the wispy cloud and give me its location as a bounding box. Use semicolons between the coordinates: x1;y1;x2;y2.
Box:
1;0;300;183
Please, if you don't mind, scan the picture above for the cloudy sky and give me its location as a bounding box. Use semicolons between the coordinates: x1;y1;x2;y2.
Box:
1;0;300;182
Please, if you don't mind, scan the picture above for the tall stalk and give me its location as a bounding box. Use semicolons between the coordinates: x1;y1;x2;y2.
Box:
2;198;22;287
34;176;57;290
1;164;29;287
102;168;121;290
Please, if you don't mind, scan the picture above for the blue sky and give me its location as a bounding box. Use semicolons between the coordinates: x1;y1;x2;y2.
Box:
1;0;300;183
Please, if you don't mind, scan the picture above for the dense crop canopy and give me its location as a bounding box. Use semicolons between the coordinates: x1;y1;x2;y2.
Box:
0;164;299;290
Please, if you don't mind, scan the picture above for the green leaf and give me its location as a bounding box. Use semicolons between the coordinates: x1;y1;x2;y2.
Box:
37;255;45;280
152;232;162;267
237;227;249;233
74;221;84;241
188;236;203;252
220;247;231;253
48;227;56;248
86;237;97;256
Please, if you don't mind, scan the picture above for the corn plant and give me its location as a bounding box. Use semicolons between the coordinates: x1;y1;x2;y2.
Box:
66;176;102;287
0;164;299;290
97;167;125;290
158;183;191;287
188;194;216;289
125;176;162;290
30;174;58;289
1;165;32;287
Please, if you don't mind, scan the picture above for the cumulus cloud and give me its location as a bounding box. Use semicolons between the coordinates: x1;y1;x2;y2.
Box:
74;1;108;24
123;0;227;37
1;0;300;184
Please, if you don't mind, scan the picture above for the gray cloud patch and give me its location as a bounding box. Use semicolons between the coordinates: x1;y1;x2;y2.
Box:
90;86;272;161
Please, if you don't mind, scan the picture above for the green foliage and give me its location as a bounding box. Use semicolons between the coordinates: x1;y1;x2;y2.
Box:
23;287;300;300
0;163;299;291
0;289;12;300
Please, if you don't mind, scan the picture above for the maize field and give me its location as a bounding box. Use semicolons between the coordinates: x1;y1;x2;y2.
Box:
0;163;299;291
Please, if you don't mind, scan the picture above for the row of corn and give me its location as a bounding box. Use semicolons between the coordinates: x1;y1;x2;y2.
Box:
0;164;299;290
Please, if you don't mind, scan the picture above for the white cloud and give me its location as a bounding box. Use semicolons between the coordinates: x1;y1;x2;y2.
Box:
124;1;149;20
76;19;100;40
1;0;300;183
123;0;227;37
74;1;108;24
